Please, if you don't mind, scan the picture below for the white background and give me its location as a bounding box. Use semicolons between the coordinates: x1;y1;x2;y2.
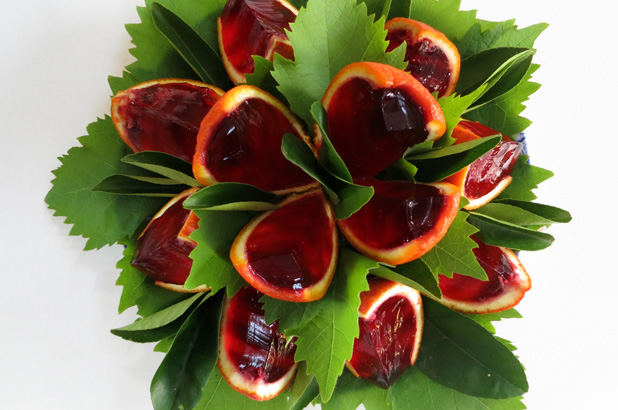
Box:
1;0;616;409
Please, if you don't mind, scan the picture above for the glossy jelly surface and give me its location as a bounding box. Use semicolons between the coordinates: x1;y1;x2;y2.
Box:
348;295;418;389
220;0;295;76
245;191;335;292
342;179;444;249
464;141;522;199
205;97;314;192
116;82;221;162
222;287;297;383
326;78;428;177
132;196;197;285
439;240;518;302
387;31;452;97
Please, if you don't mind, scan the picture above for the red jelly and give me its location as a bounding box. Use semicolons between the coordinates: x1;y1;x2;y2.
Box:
112;81;222;162
219;0;296;82
231;189;338;302
132;188;198;286
326;78;428;177
464;141;522;200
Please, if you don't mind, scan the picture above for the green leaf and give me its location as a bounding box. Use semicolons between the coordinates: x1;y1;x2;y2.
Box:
288;363;320;410
389;367;526;410
45;117;166;250
111;293;204;343
121;151;200;187
272;0;406;124
420;212;486;280
361;0;392;20
195;366;290;410
244;56;286;102
116;237;190;317
371;262;441;299
151;2;232;88
185;210;252;297
387;0;410;20
323;369;391;410
183;183;280;211
416;297;528;399
473;202;570;227
281;134;374;219
459;21;548;58
409;0;479;41
92;174;187;197
123;0;226;83
409;135;501;182
494;199;572;223
151;292;223;410
435;85;487;146
467;213;555;251
464;64;541;136
496;155;554;201
154;335;176;353
261;248;376;402
311;102;352;182
467;308;522;334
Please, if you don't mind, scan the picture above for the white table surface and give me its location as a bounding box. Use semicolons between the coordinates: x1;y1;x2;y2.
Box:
1;0;616;409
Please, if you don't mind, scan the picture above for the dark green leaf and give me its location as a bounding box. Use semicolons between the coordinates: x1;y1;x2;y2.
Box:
371;262;441;299
150;2;232;88
361;0;392;20
154;335;176;353
417;297;528;399
387;0;410;20
288;363;320;410
457;48;531;95
272;0;406;124
261;248;376;402
183;182;280;211
467;212;554;251
497;156;554;201
281;134;374;219
45;117;166;250
409;135;501;182
92;174;187;197
116;237;190;317
111;293;204;343
185;210;252;297
311;102;352;182
121;151;200;187
420;212;486;280
389;366;526;409
151;292;223;410
494;199;572;223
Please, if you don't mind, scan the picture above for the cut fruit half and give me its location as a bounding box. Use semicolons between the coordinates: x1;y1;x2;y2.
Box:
218;0;297;84
385;18;461;97
218;286;298;401
230;189;338;302
111;79;224;162
444;120;523;210
193;85;317;195
438;237;531;314
337;178;460;265
131;187;208;292
321;62;445;177
346;278;423;389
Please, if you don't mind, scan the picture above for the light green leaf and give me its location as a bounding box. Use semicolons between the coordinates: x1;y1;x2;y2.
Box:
409;0;479;41
467;308;522;334
45;117;166;250
416;298;528;399
421;212;486;280
496;155;554;201
121;151;200;187
459;21;548;58
261;248;376;402
185;210;252;297
272;0;406;124
244;56;286;102
435;85;487;146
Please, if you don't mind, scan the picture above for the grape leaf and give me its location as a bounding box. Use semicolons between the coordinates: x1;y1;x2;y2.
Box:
261;248;377;402
420;212;486;280
111;293;204;343
244;56;286;102
435;85;487;146
151;292;223;410
272;0;406;124
45;117;166;250
322;369;391;410
388;367;526;410
458;20;548;58
467;308;522;334
408;0;479;41
185;210;252;297
116;237;190;317
496;155;554;201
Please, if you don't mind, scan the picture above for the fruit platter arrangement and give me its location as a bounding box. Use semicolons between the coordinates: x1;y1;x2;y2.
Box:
45;0;571;408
